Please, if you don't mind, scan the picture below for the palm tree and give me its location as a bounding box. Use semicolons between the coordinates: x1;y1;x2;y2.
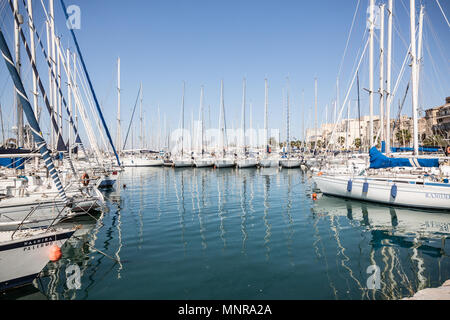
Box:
395;129;411;146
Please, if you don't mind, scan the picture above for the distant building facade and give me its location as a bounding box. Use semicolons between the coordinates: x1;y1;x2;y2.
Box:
305;97;450;149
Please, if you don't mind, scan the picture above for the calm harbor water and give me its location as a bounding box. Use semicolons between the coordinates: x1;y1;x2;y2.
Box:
3;167;450;300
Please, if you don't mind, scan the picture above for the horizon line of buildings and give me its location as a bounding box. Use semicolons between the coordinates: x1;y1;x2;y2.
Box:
305;97;450;148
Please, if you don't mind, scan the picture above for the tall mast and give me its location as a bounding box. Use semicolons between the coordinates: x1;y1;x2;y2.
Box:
56;36;62;139
264;78;268;154
410;0;419;155
369;0;375;147
73;52;78;136
417;5;425;115
346;100;350;150
49;0;57;149
379;4;385;145
200;86;204;156
241;77;246;154
249;102;253;150
286;77;290;154
67;48;72;156
386;0;393;155
158;104;161;151
45;20;53;149
140;82;143;150
181;81;185;157
219;80;225;156
336;78;339;124
301;89;305;150
314;77;318;148
117;57;121;153
27;0;38;120
14;0;23;148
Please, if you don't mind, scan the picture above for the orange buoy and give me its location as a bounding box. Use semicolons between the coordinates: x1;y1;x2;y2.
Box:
49;244;62;262
312;193;317;201
81;172;90;186
318;172;323;176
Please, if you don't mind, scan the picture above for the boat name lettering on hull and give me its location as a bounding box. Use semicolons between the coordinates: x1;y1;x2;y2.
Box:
425;192;450;199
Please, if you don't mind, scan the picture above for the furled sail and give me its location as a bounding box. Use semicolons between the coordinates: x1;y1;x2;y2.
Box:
369;147;439;169
0;28;68;203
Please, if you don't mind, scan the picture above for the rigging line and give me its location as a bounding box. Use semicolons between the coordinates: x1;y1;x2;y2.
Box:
423;36;446;102
435;0;450;28
425;14;450;73
343;26;367;103
122;86;141;151
337;0;361;79
326;36;369;152
59;0;121;166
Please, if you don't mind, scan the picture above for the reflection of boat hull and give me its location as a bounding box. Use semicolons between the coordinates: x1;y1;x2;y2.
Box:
97;176;116;189
314;175;450;210
280;159;300;168
236;159;258;168
214;159;235;168
314;195;450;237
0;228;74;291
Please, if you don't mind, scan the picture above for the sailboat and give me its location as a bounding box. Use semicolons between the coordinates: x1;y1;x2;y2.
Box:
259;78;279;168
280;78;300;169
0;24;75;290
236;78;258;168
214;80;235;168
173;82;193;168
121;82;164;167
314;0;450;211
194;86;214;168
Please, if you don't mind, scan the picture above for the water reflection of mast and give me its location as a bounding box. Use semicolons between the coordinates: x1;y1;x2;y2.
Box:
176;169;187;252
138;172;144;246
115;211;123;279
240;173;248;254
328;203;366;299
217;172;227;248
194;170;207;249
284;172;294;266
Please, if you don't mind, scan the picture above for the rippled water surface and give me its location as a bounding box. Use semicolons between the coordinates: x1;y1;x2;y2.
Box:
4;167;450;300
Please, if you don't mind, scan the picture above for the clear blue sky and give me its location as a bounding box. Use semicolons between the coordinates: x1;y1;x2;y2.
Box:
0;0;448;146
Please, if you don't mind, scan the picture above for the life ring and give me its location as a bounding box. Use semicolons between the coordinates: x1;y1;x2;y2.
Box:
81;173;90;186
446;146;450;156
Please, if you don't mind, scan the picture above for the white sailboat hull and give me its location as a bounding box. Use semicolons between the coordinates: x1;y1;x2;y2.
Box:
0;228;75;291
280;159;301;168
173;159;193;168
236;159;258;168
214;159;235;168
122;157;163;167
194;159;215;168
259;159;279;168
314;175;450;210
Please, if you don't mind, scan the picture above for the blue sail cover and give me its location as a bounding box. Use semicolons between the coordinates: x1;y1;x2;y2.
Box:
369;147;439;169
391;147;441;153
